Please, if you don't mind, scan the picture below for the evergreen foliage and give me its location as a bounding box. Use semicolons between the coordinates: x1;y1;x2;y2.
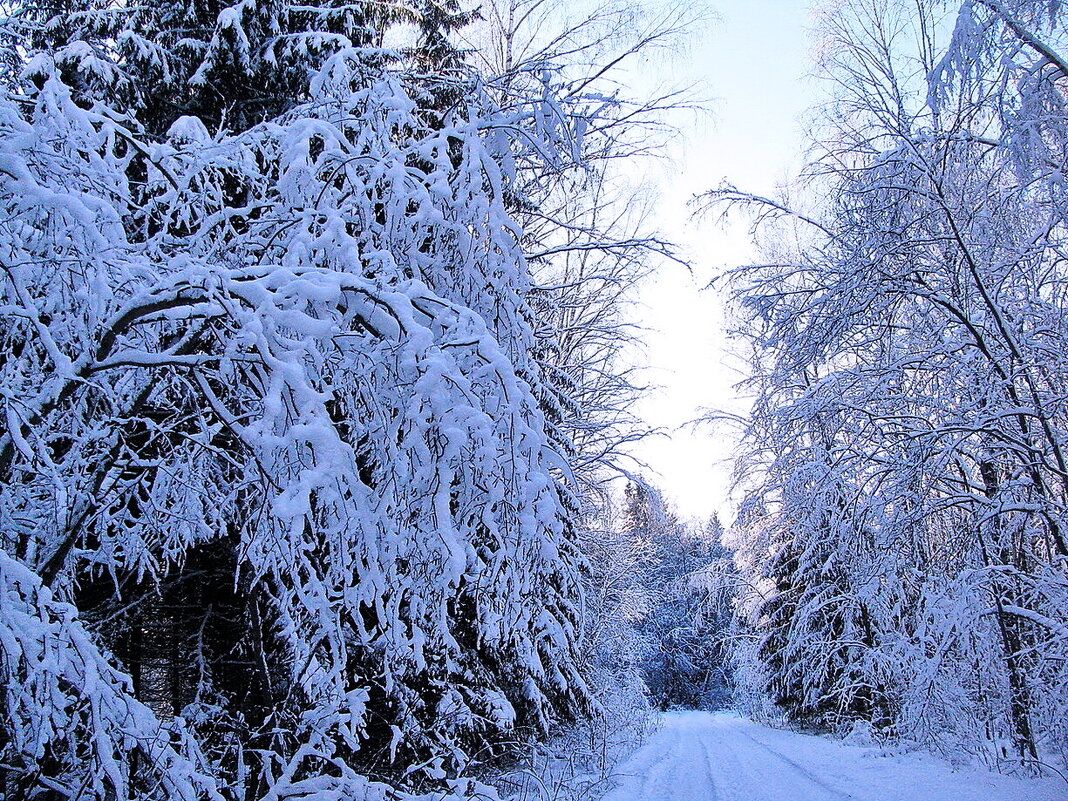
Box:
617;483;734;711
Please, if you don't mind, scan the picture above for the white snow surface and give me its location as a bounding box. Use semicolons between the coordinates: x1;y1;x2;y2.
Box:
601;712;1067;801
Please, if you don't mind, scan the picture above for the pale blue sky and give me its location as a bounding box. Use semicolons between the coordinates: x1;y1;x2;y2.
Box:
626;1;818;523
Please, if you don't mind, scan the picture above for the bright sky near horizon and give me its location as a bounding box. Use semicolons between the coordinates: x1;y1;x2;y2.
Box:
623;1;818;525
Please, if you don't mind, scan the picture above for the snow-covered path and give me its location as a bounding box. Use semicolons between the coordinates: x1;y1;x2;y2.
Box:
601;712;1067;801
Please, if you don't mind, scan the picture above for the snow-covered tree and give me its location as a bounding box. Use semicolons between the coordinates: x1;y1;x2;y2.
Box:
718;0;1068;768
0;0;682;795
465;0;692;497
25;0;411;134
583;481;733;711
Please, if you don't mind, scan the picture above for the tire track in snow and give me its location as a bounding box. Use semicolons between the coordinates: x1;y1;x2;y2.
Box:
696;727;727;801
604;717;720;801
696;716;848;801
599;711;1066;801
689;725;721;801
730;724;853;799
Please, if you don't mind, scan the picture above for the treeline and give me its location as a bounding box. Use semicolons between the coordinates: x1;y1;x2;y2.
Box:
721;0;1068;770
0;1;682;799
584;482;735;716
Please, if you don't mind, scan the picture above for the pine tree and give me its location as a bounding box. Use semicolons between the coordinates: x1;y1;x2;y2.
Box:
28;0;407;134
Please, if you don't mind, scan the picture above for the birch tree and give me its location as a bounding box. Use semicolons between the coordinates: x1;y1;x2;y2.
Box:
721;0;1068;767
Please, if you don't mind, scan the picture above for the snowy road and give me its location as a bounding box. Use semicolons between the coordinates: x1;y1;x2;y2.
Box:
601;712;1067;801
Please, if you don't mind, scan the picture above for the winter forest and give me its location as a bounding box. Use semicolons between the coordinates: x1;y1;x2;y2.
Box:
2;0;1068;799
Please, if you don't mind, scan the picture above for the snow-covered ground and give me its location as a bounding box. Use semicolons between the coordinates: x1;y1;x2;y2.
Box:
601;712;1066;801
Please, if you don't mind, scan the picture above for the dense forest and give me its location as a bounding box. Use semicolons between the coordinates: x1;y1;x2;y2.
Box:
1;0;1066;800
721;0;1068;771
